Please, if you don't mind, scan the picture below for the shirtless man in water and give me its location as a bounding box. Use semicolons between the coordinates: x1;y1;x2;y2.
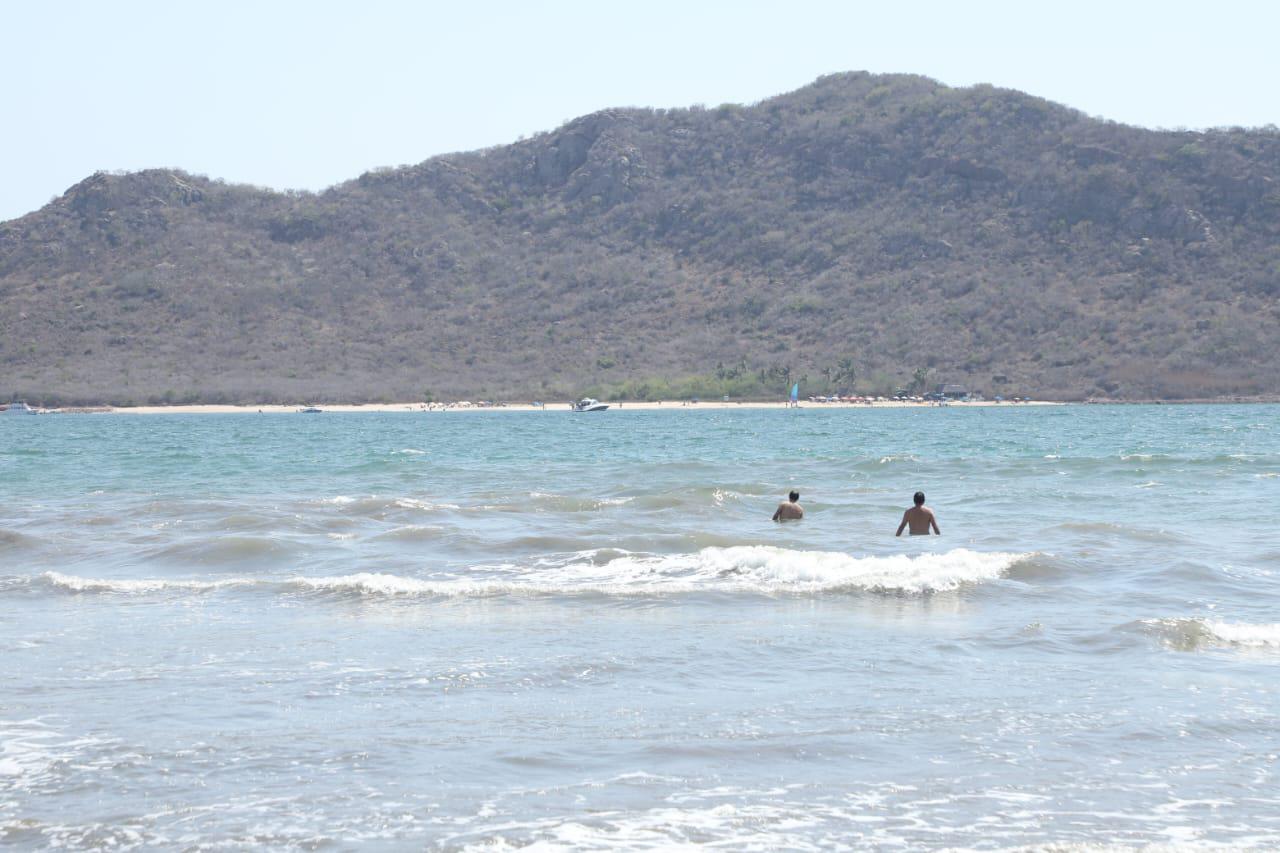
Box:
772;490;804;521
896;491;940;536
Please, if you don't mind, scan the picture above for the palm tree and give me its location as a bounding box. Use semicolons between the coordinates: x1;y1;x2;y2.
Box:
834;357;857;389
910;367;931;394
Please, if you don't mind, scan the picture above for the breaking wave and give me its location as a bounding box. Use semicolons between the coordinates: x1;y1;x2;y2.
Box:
1138;617;1280;651
30;547;1031;600
314;495;460;513
39;572;256;595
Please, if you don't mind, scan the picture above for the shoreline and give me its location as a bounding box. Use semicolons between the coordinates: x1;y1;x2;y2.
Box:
16;397;1280;414
74;399;1065;415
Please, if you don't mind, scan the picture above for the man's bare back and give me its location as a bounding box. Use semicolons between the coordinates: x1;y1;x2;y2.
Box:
896;491;940;536
772;491;804;521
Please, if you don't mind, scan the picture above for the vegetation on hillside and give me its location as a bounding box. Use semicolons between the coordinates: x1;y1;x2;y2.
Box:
2;72;1278;405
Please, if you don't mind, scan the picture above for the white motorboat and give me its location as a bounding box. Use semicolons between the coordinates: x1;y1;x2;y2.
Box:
572;398;609;412
3;401;36;415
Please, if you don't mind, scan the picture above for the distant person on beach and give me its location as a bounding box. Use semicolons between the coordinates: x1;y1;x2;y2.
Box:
772;491;804;521
896;491;940;536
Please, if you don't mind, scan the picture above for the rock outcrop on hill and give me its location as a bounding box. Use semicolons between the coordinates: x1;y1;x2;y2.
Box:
2;72;1278;404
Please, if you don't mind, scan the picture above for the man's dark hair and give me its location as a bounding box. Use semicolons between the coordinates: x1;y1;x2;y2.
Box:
789;490;800;502
913;491;925;505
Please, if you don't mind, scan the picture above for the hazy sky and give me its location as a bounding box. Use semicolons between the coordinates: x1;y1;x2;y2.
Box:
3;0;1277;222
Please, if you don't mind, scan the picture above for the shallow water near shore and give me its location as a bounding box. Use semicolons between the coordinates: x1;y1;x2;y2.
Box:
2;404;1278;849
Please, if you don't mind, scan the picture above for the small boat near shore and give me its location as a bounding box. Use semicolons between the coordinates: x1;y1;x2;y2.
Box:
572;398;609;413
299;406;323;414
3;401;37;415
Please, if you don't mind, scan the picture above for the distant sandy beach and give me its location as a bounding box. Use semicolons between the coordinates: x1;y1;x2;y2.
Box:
101;399;1062;414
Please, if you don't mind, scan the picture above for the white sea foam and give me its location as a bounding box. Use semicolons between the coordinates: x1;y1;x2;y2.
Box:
393;498;460;511
878;454;920;464
443;780;1225;852
1142;618;1280;650
289;573;448;596
519;492;633;511
0;719;60;786
30;548;1029;600
1202;620;1280;648
292;547;1028;598
685;546;1027;594
41;572;253;595
0;718;115;794
313;495;458;513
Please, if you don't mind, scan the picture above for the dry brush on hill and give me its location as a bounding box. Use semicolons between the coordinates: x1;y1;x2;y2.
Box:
2;72;1278;405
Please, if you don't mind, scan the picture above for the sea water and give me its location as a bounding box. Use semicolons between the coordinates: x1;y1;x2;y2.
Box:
1;404;1278;849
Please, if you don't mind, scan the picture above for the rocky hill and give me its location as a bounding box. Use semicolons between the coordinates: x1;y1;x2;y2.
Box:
2;72;1278;405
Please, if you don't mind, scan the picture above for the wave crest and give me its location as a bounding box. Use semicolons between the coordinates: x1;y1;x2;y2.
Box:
687;546;1027;594
40;572;253;594
294;547;1028;598
1139;617;1280;650
0;529;42;551
27;547;1029;600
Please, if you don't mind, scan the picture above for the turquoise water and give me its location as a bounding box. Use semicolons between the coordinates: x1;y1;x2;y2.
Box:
2;405;1278;849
